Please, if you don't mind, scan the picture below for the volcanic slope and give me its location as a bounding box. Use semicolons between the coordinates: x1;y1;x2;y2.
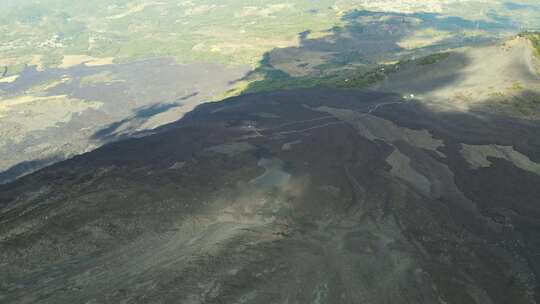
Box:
2;88;540;303
372;35;540;119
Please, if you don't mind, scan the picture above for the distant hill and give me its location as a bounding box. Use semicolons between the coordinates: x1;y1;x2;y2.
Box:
372;35;540;119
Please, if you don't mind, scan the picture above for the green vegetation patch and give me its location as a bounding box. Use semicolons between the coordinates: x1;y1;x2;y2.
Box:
506;94;540;118
418;52;451;65
0;0;350;70
1;0;533;73
493;92;540;119
242;61;401;94
519;31;540;58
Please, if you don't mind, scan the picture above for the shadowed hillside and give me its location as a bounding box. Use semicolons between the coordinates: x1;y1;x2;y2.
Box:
2;88;540;303
2;4;540;304
238;9;515;94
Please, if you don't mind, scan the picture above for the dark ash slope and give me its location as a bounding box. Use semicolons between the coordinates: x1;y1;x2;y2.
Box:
1;88;540;304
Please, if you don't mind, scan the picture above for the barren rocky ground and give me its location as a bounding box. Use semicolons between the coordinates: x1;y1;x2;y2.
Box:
2;2;540;303
1;88;540;303
0;59;249;183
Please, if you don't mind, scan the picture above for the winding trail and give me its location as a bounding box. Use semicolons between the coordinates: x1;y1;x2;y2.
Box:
264;101;407;137
274;121;346;136
263;115;336;132
360;101;404;116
